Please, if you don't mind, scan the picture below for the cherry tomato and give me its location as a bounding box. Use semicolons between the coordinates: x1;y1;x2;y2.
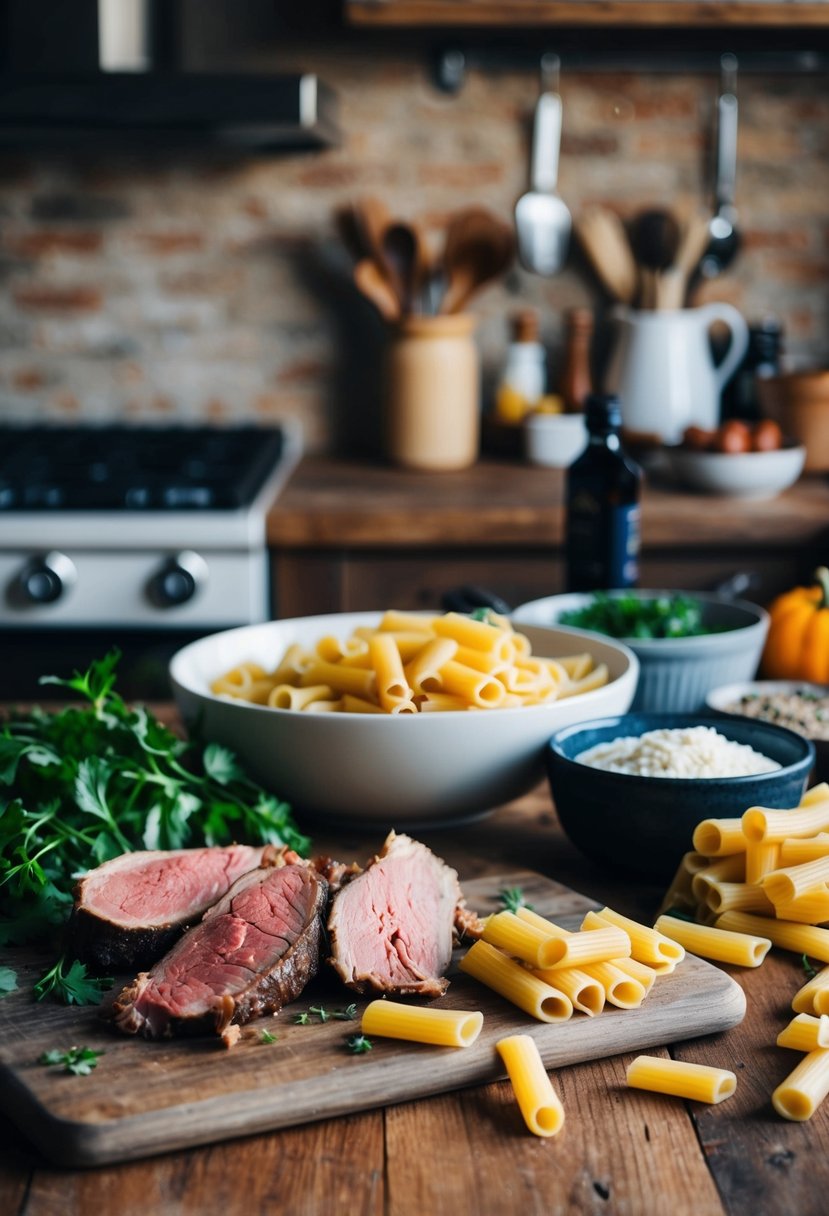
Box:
752;419;784;452
714;420;752;454
682;425;717;451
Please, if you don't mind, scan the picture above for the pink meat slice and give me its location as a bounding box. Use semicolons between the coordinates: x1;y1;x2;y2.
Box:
68;844;267;971
113;861;328;1040
327;832;461;997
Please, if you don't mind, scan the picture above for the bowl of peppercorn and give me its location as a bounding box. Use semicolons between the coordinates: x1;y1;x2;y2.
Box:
706;680;829;785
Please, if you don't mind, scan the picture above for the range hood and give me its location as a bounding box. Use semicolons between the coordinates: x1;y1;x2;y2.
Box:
0;0;339;151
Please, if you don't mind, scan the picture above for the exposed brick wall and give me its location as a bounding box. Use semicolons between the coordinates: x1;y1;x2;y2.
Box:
0;49;826;456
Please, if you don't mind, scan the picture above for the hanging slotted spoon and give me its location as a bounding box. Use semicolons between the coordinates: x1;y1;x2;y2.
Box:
515;53;572;277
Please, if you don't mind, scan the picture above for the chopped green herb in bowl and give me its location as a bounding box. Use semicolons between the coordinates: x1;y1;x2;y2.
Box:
558;592;709;640
513;591;770;714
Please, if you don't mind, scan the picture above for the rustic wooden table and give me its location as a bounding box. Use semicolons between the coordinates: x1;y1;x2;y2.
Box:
1;781;827;1215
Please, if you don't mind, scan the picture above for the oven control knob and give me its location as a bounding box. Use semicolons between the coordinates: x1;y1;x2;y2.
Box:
15;551;77;605
147;550;208;608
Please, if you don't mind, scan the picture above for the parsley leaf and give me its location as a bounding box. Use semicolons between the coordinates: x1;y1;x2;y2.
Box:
259;1029;278;1045
309;1005;330;1023
346;1034;373;1055
498;886;533;914
38;1045;103;1076
33;957;113;1006
293;1012;311;1025
333;1003;358;1021
0;652;310;964
803;954;819;980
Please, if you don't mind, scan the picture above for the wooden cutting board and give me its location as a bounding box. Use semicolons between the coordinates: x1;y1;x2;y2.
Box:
0;870;745;1168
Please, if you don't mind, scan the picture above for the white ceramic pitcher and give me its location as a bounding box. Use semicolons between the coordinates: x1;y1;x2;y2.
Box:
604;303;750;443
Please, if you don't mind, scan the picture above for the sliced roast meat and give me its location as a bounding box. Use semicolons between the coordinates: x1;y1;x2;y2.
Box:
327;832;461;997
68;844;270;972
113;861;328;1040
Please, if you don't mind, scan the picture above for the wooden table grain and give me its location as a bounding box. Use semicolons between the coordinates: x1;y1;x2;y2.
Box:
2;784;827;1216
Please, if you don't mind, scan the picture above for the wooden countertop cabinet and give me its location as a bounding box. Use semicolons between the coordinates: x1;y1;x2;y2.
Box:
267;457;829;618
346;0;829;27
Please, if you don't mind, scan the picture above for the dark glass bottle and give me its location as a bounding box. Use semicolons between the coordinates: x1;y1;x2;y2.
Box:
565;393;642;591
721;316;783;423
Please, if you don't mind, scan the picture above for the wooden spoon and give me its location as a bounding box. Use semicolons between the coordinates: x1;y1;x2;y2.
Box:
439;207;516;314
575;207;638;304
382;219;430;315
657;212;714;310
353;258;401;323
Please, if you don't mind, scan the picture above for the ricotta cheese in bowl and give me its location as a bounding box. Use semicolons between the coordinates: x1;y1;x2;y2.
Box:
545;713;814;880
575;725;780;779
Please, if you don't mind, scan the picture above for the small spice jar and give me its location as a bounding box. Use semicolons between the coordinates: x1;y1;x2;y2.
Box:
385;314;480;470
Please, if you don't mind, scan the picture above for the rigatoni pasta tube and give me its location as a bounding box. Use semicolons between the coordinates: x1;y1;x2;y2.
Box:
458;941;573;1023
745;840;781;886
777;1014;829;1053
802;782;829;806
496;1035;565;1138
532;966;605;1016
653;915;771;968
584;908;685;967
626;1055;736;1104
369;632;414;713
763;856;829;903
716;911;829;962
361;1000;483;1048
298;659;376;699
543;925;632;970
515;907;570;940
690;854;745;902
742;801;829;843
267;683;336;710
432;612;515;661
439;660;506;708
403;637;457;694
581;961;646;1009
792;966;829;1015
771;892;829;925
692;817;748;857
481;911;563;969
792;963;829;1011
702;881;775;916
611;956;658;994
779;834;829;866
772;1048;829;1121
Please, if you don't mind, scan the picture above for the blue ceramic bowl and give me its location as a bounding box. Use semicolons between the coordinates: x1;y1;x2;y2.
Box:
546;712;815;883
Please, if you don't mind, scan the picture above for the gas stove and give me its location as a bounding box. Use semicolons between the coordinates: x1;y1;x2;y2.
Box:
0;421;301;630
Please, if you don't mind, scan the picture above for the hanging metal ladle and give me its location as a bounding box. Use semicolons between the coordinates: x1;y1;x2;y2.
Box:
514;53;572;277
701;53;741;278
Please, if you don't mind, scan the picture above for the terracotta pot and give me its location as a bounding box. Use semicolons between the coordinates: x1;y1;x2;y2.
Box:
757;370;829;472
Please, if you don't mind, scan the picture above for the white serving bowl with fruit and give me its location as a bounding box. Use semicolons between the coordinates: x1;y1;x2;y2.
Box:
169;610;638;828
664;419;806;499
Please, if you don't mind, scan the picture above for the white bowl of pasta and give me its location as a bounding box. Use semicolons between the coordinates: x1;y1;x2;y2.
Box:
169;610;639;827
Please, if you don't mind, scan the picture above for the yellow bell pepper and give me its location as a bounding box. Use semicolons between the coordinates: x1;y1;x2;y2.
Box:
762;567;829;683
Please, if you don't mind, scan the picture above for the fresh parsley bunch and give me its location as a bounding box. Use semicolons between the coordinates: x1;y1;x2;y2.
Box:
0;650;310;948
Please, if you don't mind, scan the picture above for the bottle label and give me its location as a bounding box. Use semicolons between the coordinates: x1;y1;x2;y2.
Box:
567;495;641;589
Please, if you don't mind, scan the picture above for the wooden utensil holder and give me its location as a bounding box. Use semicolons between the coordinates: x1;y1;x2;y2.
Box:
385;315;480;470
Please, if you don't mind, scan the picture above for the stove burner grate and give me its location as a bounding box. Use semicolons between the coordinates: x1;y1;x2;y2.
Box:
0;424;288;511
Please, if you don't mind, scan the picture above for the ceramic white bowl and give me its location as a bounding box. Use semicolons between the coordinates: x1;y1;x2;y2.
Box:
169;611;638;828
512;591;769;714
665;443;806;498
524;412;588;467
